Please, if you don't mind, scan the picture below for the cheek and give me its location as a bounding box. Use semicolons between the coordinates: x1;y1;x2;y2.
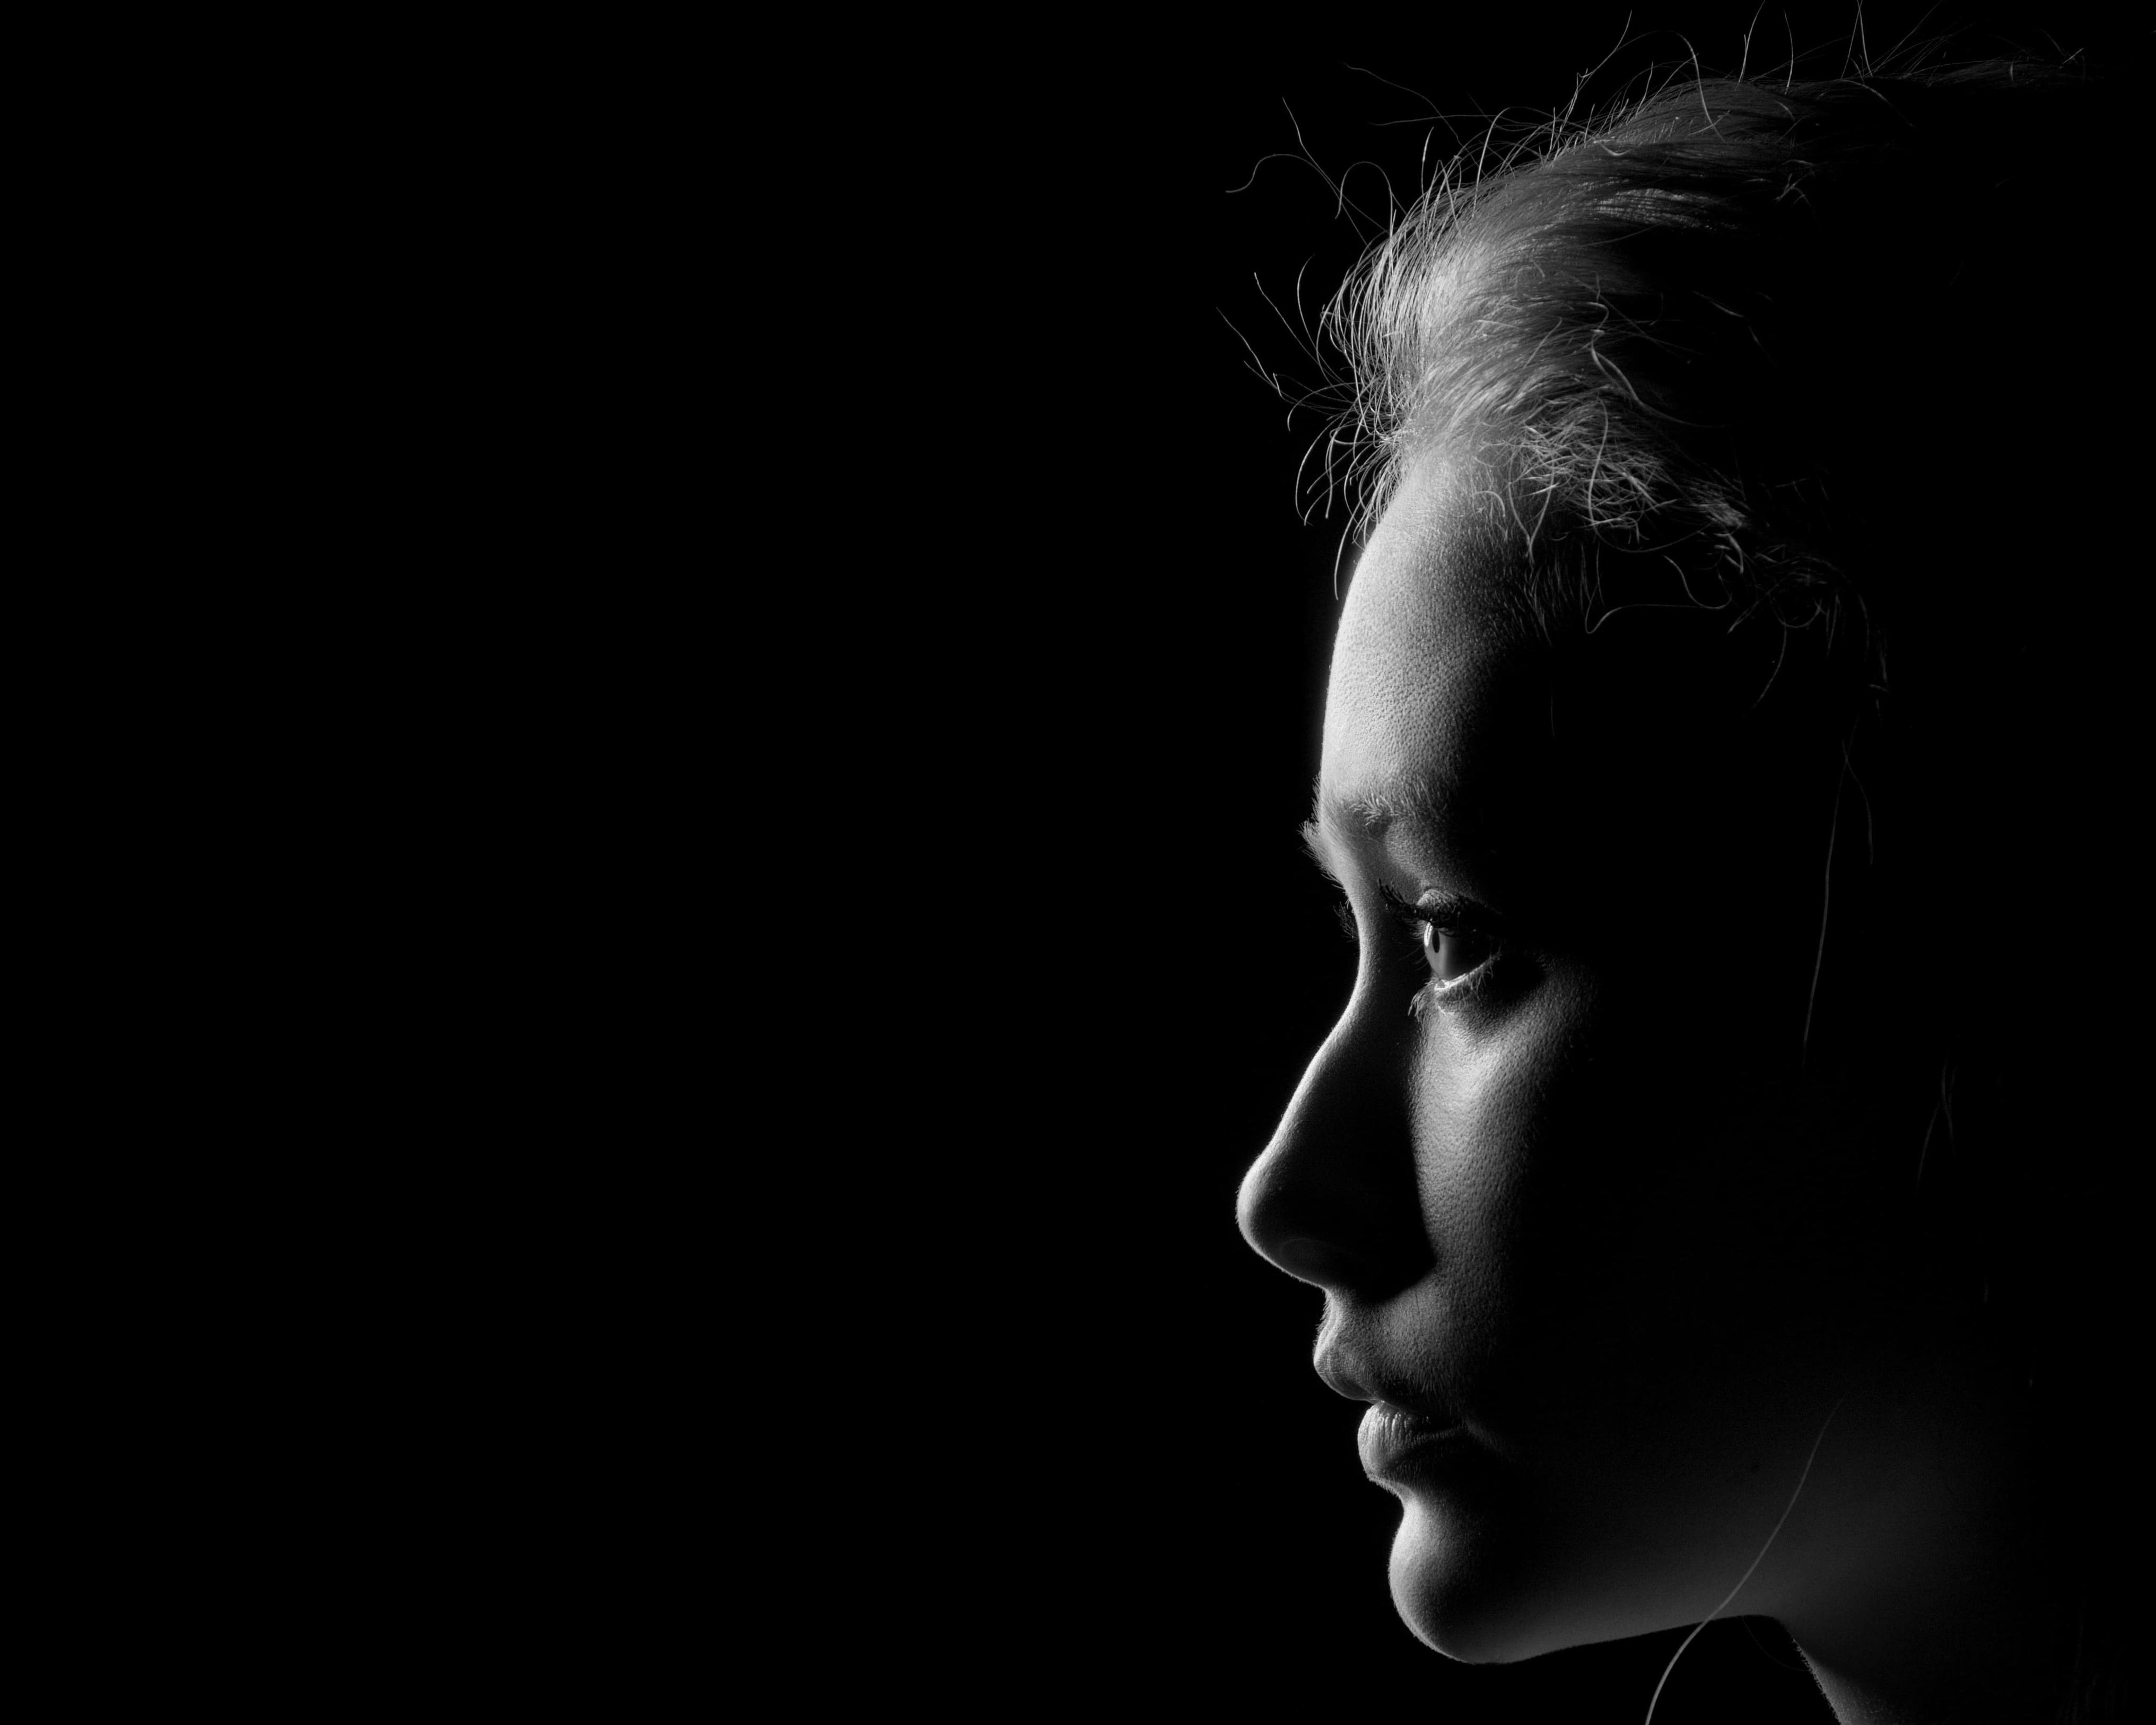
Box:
1404;980;1611;1412
1411;965;1889;1447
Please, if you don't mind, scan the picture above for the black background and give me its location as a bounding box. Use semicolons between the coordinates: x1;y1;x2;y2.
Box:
840;7;2135;1718
93;5;2134;1712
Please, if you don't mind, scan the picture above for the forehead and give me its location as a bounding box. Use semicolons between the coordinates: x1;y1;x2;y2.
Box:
1320;454;1540;881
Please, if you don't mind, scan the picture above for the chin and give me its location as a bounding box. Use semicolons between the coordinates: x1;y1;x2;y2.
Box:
1386;1491;1537;1663
1385;1489;1644;1666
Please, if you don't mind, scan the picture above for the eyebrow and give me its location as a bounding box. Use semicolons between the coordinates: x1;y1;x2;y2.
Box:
1299;776;1447;883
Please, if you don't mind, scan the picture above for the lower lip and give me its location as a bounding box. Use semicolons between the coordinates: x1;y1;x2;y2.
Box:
1358;1403;1468;1483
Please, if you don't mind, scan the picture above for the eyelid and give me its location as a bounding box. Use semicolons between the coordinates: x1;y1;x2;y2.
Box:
1374;881;1499;940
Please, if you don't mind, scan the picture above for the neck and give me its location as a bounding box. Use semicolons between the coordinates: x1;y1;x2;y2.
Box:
1778;1312;2076;1724
1798;1590;2075;1725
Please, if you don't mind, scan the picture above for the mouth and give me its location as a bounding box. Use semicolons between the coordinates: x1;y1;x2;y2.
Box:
1357;1401;1469;1483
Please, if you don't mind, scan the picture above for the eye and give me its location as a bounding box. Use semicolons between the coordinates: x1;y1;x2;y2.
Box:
1420;920;1495;986
1377;884;1505;1005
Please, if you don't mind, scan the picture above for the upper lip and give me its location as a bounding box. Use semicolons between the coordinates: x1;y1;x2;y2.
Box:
1313;1343;1455;1425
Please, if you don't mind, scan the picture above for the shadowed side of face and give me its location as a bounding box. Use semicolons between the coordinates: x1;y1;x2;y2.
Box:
1237;445;1923;1665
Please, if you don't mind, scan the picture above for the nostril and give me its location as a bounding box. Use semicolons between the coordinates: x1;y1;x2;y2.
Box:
1269;1233;1350;1288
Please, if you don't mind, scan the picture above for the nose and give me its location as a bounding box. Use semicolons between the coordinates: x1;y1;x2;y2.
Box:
1236;1006;1431;1300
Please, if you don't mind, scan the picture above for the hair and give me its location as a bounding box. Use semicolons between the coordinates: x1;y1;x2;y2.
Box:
1296;36;2140;1723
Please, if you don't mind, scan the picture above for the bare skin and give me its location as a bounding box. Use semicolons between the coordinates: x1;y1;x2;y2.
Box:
1237;443;2075;1722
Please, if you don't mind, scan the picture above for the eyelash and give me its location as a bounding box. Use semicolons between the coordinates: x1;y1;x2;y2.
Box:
1334;885;1505;1017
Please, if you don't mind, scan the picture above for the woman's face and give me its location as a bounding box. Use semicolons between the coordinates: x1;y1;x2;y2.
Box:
1236;446;1960;1665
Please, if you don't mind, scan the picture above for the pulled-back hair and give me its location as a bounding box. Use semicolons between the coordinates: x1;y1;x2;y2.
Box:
1330;54;2129;664
1312;44;2139;1723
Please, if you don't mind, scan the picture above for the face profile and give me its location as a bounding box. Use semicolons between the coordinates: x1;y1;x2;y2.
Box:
1228;37;2135;1725
1241;439;2043;1679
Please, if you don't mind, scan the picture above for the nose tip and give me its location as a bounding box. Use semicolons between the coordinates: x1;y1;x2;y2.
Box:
1238;1125;1383;1291
1237;1157;1328;1285
1237;1137;1356;1290
1236;1017;1431;1300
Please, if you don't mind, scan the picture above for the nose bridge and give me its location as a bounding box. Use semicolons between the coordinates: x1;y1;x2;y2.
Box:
1237;999;1429;1297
